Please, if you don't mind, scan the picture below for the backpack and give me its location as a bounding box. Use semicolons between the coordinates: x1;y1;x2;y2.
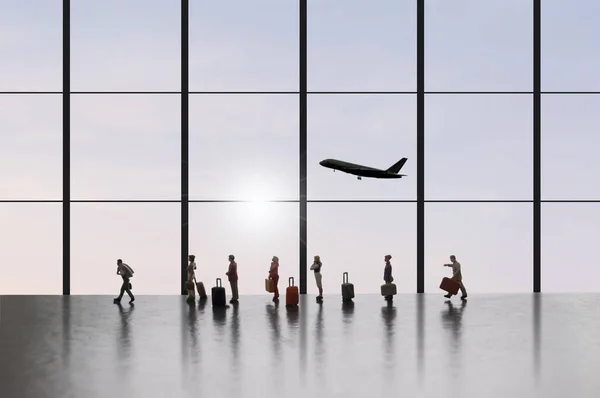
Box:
122;264;134;278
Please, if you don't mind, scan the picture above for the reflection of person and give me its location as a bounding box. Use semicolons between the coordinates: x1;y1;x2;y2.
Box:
383;254;393;301
310;255;323;302
443;255;468;300
187;255;197;301
226;254;239;304
269;256;280;302
114;259;135;304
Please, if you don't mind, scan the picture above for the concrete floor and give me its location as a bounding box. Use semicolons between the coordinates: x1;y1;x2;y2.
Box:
1;294;599;398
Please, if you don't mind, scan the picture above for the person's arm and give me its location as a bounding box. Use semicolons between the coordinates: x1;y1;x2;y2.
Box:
310;263;316;270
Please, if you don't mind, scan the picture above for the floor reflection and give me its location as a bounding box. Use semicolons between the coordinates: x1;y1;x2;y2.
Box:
0;294;598;398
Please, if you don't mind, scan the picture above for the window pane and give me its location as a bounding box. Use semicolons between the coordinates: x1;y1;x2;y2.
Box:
308;0;416;91
189;95;298;200
542;203;600;292
307;203;416;294
425;0;532;92
71;95;180;200
71;203;180;294
190;0;298;91
0;1;62;91
542;95;600;200
0;95;62;199
308;95;416;200
71;0;180;91
0;204;62;294
425;95;532;200
425;203;533;293
542;0;600;91
189;203;299;294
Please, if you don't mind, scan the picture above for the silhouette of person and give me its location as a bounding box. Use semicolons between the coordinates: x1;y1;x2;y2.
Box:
114;259;135;304
187;255;197;302
310;255;323;302
226;254;239;304
383;254;394;301
269;256;280;302
443;255;468;300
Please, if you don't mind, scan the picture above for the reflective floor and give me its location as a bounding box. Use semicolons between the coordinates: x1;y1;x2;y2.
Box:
1;294;600;398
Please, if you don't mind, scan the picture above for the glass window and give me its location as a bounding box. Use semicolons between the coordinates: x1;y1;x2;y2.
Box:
425;203;533;293
542;203;600;292
71;0;180;91
425;0;532;91
189;95;298;200
308;0;416;91
190;0;298;92
308;95;416;200
307;203;416;294
542;95;600;200
189;202;299;294
0;0;62;91
70;95;180;200
542;0;600;91
0;95;62;199
425;95;532;200
0;204;62;294
71;203;180;294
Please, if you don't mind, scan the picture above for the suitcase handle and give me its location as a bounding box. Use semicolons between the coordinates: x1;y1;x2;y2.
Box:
288;277;294;286
215;278;221;287
343;272;349;284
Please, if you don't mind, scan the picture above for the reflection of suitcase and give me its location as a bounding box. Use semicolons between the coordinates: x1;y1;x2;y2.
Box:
195;278;207;299
265;278;274;293
341;272;355;301
381;283;397;296
211;278;226;307
439;277;460;295
286;277;299;306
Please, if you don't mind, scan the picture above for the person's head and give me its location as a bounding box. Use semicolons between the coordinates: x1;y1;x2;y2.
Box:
384;254;392;262
189;254;195;262
272;256;279;263
117;259;122;265
450;255;456;262
314;255;320;263
228;254;235;262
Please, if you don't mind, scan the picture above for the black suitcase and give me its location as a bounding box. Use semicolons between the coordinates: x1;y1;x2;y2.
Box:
341;272;355;301
211;278;226;307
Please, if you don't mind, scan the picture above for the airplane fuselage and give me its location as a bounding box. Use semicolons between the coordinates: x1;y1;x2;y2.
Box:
319;159;405;179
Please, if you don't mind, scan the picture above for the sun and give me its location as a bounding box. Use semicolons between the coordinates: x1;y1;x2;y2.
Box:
235;180;276;227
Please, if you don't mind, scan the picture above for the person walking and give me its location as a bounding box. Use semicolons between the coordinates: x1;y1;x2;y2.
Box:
187;255;197;302
114;259;135;304
443;255;468;300
226;254;239;304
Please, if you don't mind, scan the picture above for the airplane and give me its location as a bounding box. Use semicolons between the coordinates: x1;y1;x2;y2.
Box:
319;157;408;180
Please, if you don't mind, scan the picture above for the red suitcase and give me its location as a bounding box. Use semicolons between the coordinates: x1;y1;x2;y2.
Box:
439;277;460;295
286;277;299;306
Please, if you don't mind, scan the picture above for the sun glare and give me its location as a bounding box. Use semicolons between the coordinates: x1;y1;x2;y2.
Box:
236;181;275;227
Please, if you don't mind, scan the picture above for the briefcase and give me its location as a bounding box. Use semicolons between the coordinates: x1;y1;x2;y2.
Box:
265;278;274;293
439;277;460;295
341;272;355;300
286;277;299;306
380;283;397;296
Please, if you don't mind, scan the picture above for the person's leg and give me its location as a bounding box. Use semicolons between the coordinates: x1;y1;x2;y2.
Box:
125;278;134;301
115;278;127;301
459;281;467;297
273;276;279;299
316;273;323;298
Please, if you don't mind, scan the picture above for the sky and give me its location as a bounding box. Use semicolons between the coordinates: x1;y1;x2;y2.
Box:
1;0;599;295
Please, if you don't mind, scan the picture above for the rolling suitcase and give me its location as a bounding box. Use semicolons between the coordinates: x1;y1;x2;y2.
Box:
439;277;460;295
380;283;397;297
265;278;274;293
341;272;355;301
286;277;299;306
195;277;207;299
211;278;226;307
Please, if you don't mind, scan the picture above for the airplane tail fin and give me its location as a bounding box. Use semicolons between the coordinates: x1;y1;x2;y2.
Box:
386;158;408;174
